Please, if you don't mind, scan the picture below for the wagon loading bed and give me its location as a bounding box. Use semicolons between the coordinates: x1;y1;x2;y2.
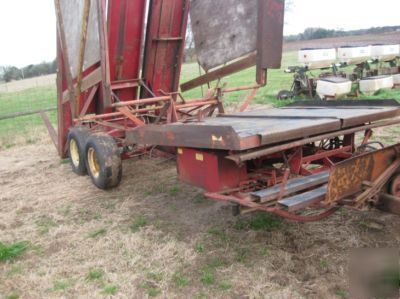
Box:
126;100;400;151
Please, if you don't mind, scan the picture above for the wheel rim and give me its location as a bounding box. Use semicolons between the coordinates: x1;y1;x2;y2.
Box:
88;147;100;179
70;139;80;167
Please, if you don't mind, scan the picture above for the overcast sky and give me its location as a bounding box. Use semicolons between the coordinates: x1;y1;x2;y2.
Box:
0;0;399;68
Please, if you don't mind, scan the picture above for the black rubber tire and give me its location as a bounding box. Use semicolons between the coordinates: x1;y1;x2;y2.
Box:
85;133;122;190
67;126;91;176
277;90;293;100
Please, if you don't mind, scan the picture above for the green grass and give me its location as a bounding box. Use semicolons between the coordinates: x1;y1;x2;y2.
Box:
0;85;57;145
130;215;148;232
194;243;204;253
207;257;226;269
146;271;164;282
0;86;56;114
180;53;297;106
181;52;400;106
36;217;58;234
87;228;107;239
198;257;227;286
101;284;119;296
169;185;180;196
320;259;329;270
53;279;75;291
6;265;23;277
86;269;103;281
139;282;161;297
234;213;282;231
362;88;400;100
0;241;29;262
4;292;20;299
172;271;189;287
218;281;232;291
200;267;215;286
207;227;230;243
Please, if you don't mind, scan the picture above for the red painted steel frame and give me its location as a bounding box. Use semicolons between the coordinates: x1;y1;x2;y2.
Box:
177;148;248;193
108;0;147;101
142;0;190;97
177;136;355;194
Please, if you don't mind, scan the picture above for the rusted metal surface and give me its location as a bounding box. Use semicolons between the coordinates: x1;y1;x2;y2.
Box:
180;54;257;92
108;0;147;101
190;0;284;72
111;96;171;108
353;159;400;209
75;0;92;117
96;0;112;109
378;193;400;216
227;117;400;164
278;185;327;212
204;192;339;222
79;85;99;118
190;0;258;71
182;0;285;90
142;0;189;97
126;104;400;151
55;6;73;158
239;88;259;112
256;0;285;83
40;111;58;150
251;171;330;203
325;144;400;205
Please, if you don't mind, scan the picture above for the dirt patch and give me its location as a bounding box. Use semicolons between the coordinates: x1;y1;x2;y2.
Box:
1;129;400;298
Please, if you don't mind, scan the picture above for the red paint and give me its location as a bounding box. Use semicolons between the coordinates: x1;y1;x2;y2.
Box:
142;0;190;97
108;0;147;101
177;148;247;192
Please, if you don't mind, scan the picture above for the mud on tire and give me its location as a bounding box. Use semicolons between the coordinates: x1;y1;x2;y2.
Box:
85;133;122;190
68;126;91;175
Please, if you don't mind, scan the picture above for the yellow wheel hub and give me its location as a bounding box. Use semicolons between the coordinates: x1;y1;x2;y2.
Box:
70;139;80;167
88;147;100;179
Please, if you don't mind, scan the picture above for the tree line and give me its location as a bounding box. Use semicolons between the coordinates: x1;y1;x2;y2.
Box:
0;59;57;83
285;26;400;42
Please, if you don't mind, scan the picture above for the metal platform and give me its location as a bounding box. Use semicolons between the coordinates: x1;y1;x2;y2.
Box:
126;100;400;151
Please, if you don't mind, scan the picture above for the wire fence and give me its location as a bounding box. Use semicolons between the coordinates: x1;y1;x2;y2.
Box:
0;74;57;149
0;63;295;150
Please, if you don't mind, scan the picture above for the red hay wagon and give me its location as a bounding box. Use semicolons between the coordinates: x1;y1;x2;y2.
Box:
47;0;400;222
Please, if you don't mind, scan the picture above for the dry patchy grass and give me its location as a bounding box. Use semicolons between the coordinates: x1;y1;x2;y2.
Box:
1;127;400;298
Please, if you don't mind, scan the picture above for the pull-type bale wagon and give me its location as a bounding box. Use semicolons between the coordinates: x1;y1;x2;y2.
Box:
47;0;400;222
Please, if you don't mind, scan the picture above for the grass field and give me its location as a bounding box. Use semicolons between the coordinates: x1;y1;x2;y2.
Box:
1;53;400;298
1;51;400;149
1;127;400;298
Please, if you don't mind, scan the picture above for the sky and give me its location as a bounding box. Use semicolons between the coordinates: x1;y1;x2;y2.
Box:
0;0;399;68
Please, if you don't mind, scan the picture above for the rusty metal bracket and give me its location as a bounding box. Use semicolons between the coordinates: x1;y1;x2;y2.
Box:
325;144;400;206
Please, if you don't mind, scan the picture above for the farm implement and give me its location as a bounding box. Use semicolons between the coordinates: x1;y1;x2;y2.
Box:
278;45;400;100
48;0;400;222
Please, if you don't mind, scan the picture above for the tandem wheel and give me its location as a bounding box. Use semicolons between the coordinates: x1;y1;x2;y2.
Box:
68;126;91;175
85;133;122;190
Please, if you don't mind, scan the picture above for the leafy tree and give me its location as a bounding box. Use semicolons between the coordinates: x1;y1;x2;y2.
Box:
3;66;22;82
0;66;4;81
